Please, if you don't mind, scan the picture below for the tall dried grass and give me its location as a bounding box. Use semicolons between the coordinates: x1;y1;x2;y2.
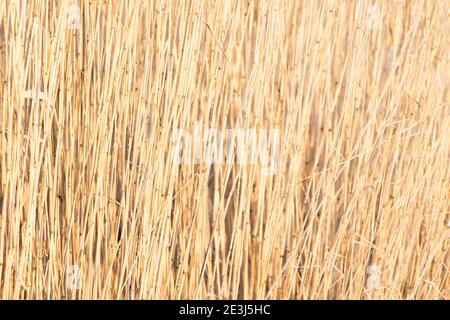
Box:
0;0;449;299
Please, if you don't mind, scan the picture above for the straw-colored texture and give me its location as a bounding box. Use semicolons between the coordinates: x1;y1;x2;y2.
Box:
0;0;449;299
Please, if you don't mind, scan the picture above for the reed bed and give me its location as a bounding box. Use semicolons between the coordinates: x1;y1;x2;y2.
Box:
0;0;449;299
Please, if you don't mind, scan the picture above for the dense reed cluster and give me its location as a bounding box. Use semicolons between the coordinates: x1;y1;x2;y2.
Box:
0;0;448;299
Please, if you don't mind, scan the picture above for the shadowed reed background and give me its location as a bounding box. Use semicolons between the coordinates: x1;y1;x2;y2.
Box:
0;0;449;299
